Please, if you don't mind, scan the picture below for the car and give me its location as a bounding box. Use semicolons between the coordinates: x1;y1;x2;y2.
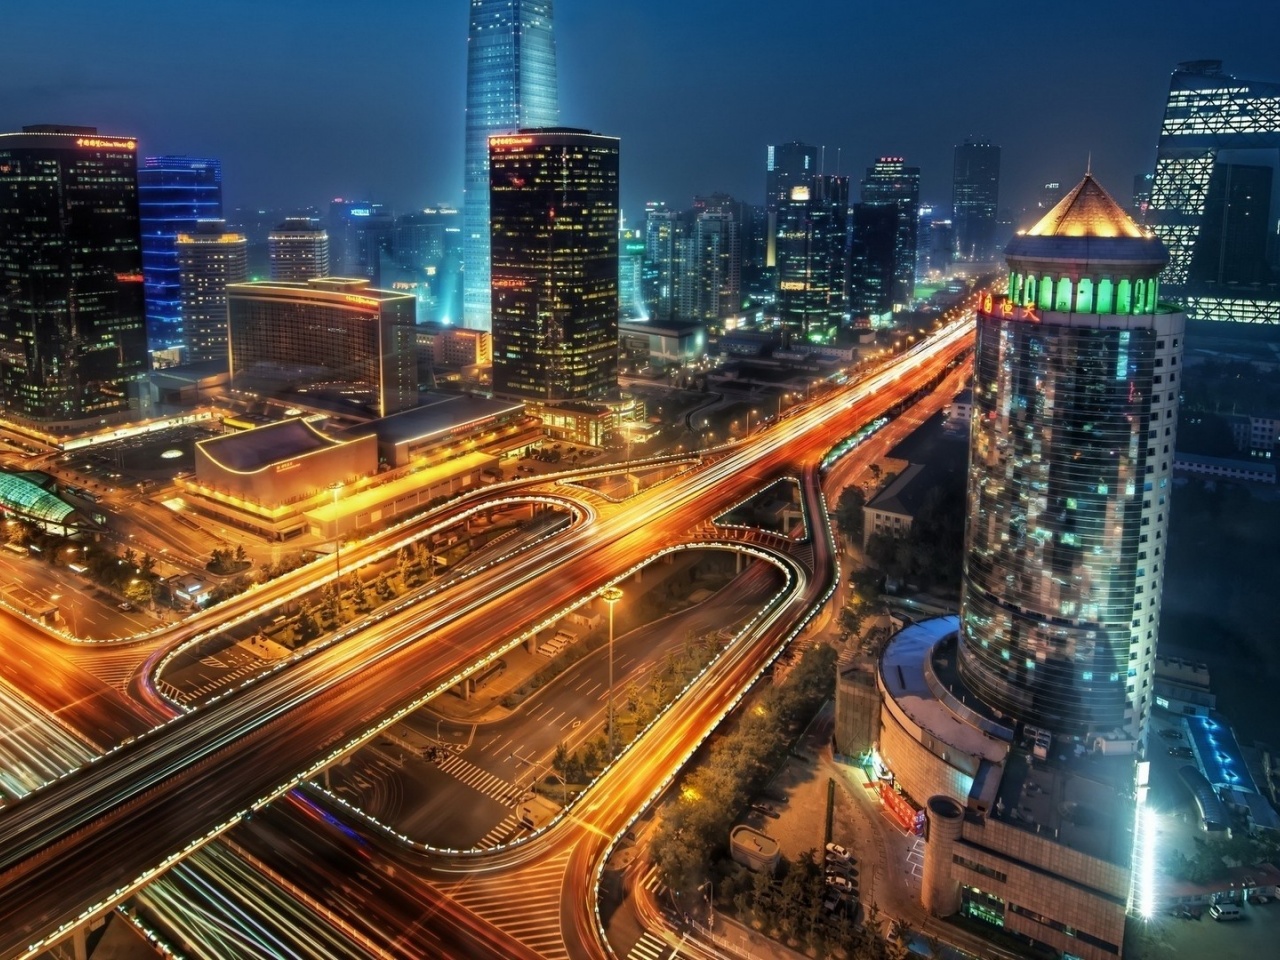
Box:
1209;903;1242;921
825;842;852;861
117;601;134;611
1169;746;1195;759
1159;729;1184;740
826;875;855;894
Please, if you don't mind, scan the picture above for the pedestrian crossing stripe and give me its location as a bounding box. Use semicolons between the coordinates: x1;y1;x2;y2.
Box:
628;932;674;960
436;752;523;806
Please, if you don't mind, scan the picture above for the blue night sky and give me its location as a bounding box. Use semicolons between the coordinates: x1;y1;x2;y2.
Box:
2;0;1276;222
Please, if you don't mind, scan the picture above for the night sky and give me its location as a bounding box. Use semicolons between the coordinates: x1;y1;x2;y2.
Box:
2;0;1276;223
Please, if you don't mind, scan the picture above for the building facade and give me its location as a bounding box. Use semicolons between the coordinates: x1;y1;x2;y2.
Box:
463;0;559;331
177;221;249;363
489;128;619;403
1148;60;1280;325
138;155;222;350
0;126;150;425
848;202;899;321
226;278;417;417
861;157;921;308
765;141;819;270
268;218;330;282
775;175;849;340
961;174;1184;740
952;139;1001;262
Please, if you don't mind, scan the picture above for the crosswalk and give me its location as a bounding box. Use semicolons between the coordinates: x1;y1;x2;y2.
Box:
640;864;670;902
440;847;572;960
62;647;149;694
157;660;264;705
475;811;524;850
628;931;679;960
435;752;525;807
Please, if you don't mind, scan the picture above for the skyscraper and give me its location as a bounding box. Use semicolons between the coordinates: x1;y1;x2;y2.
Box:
847;203;898;321
0;126;149;424
137;155;222;350
463;0;559;332
775;175;849;340
642;202;681;324
328;200;394;282
951;139;1001;262
178;221;249;363
489;128;619;402
1148;60;1280;325
860;157;920;307
960;174;1183;739
765;141;819;269
269;218;330;282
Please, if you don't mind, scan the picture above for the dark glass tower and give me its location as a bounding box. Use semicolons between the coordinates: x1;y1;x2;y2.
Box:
960;174;1183;739
0;126;150;424
463;0;559;332
137;155;223;350
775;175;849;340
765;141;819;269
860;157;920;307
848;203;898;320
952;139;1001;262
489;129;619;402
1148;60;1280;325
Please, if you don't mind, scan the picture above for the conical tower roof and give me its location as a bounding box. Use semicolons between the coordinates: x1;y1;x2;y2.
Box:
1026;174;1147;239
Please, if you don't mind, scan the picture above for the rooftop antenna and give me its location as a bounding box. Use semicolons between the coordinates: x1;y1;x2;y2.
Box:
820;144;826;175
836;147;842;176
1086;152;1093;176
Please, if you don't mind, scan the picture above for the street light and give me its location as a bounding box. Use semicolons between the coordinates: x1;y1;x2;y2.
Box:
601;585;623;757
329;482;344;591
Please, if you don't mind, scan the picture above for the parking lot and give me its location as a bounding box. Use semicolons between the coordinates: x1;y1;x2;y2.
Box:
1159;897;1280;959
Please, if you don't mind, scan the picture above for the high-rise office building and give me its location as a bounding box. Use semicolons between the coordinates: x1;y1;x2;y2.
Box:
226;278;417;417
861;157;920;307
961;174;1183;739
642;203;681;324
328;200;394;282
0;126;149;424
1131;173;1154;222
1148;60;1280;325
463;0;559;331
619;227;646;320
380;207;463;326
269;218;330;283
847;203;898;321
177;221;249;363
489;128;619;402
138;155;222;350
775;175;849;340
681;195;743;332
765;141;819;269
951;139;1001;262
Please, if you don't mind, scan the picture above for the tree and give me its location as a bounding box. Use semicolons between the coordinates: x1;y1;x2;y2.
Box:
835;486;867;542
124;578;154;607
138;553;156;577
234;544;247;565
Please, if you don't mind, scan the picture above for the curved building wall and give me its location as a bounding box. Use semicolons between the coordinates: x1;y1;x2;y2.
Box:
879;699;976;808
959;299;1183;736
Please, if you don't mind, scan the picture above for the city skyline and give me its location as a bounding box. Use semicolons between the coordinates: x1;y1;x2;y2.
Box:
2;1;1275;220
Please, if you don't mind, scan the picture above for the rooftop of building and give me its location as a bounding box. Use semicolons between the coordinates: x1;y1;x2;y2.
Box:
992;741;1135;866
338;393;525;448
1185;713;1259;794
197;418;356;474
225;277;413;304
865;462;927;518
619;318;706;336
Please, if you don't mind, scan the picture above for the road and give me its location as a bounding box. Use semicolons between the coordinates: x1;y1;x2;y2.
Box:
0;311;974;957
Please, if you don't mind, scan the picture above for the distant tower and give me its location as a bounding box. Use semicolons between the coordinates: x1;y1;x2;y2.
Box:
138;155;223;350
951;139;1001;262
269;218;330;282
960;174;1183;740
463;0;560;332
1148;60;1280;325
764;142;819;269
860;157;920;307
0;126;149;423
178;220;249;363
775;175;849;340
489;128;619;402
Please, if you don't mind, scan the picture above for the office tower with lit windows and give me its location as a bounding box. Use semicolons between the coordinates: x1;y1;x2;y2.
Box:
178;221;249;363
0;126;149;424
463;0;559;331
847;202;898;320
328;200;394;282
379;207;463;325
765;141;819;269
952;139;1001;262
1148;60;1280;325
138;155;222;350
682;195;743;332
860;157;920;307
619;227;646;320
775;175;849;340
642;203;680;324
269;218;330;282
961;173;1184;739
488;128;619;402
226;277;417;417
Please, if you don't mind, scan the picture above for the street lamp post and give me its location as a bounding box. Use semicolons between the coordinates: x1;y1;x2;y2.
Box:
329;483;344;591
602;585;623;757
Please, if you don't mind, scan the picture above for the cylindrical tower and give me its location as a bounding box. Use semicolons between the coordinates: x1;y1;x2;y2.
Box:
958;173;1183;740
922;795;965;917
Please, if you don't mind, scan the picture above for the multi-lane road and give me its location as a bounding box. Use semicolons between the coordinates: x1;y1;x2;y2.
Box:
0;311;974;958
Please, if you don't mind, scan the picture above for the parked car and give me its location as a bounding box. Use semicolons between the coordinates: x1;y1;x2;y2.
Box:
1169;746;1195;759
826;875;855;894
825;842;852;862
1209;903;1242;921
1159;729;1184;740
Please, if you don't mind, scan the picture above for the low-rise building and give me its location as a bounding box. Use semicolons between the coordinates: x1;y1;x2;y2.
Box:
1174;452;1276;484
861;462;926;548
337;392;533;468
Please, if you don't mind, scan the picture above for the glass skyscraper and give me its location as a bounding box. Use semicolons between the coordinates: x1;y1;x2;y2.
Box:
951;138;1001;262
1148;60;1280;326
0;126;150;424
960;174;1184;739
463;0;559;332
489;128;619;402
860;157;920;308
138;155;223;351
775;175;849;341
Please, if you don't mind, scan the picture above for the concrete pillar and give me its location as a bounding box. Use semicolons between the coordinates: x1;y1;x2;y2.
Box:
922;795;965;917
735;552;744;574
73;926;88;960
526;634;539;654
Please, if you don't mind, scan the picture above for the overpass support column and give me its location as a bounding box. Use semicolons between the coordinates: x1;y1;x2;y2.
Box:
526;633;539;654
736;552;744;574
73;925;88;960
